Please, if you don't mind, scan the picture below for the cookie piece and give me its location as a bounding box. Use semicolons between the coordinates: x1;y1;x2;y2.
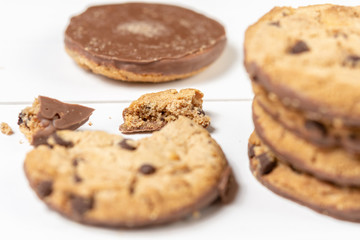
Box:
24;117;237;228
0;122;13;135
253;83;360;153
249;132;360;223
253;98;360;186
120;89;210;133
65;3;226;82
18;96;94;145
245;4;360;126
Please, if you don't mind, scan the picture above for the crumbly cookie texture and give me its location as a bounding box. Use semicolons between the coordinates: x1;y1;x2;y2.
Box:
18;96;94;145
253;98;360;186
253;83;360;154
120;89;211;133
0;122;13;135
245;4;360;124
249;132;360;223
24;117;236;228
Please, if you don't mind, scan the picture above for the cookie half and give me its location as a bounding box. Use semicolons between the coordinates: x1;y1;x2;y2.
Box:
18;96;94;145
245;4;360;125
120;89;210;133
252;98;360;186
65;3;226;82
24;117;237;228
249;132;360;223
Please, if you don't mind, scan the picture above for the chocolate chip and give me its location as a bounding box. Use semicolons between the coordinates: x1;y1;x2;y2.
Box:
72;158;81;167
36;180;53;198
17;112;25;125
248;144;256;158
257;153;277;175
197;109;205;115
52;133;74;148
269;21;280;27
304;120;327;137
139;164;156;175
70;195;93;216
118;139;136;151
343;55;360;68
74;174;82;183
289;40;310;54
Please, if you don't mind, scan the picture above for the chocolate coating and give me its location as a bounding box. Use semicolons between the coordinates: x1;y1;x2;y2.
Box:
65;3;226;76
32;96;94;146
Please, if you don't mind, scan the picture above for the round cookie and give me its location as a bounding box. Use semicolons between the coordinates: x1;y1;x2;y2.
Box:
24;117;236;228
245;4;360;125
253;83;360;154
249;132;360;223
253;98;360;186
65;3;226;82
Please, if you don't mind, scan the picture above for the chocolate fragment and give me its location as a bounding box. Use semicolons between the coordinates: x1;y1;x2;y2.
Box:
36;181;53;198
289;40;310;54
248;144;256;158
74;174;83;183
344;55;360;67
118;139;136;151
304;120;327;137
53;133;74;148
269;21;280;27
70;195;94;216
17;112;25;125
257;153;277;175
31;96;94;145
139;164;156;175
197;109;205;115
218;167;238;204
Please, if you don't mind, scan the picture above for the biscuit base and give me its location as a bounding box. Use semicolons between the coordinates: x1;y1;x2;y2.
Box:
249;132;360;223
65;48;208;83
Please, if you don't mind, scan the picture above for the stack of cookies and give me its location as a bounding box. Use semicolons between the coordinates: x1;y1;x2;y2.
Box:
244;4;360;222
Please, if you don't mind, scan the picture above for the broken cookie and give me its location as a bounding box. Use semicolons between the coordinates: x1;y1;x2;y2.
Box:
120;89;210;133
18;96;94;145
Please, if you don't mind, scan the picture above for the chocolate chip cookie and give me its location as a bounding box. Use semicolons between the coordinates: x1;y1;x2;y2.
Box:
249;132;360;223
24;117;237;228
245;4;360;127
253;98;360;186
18;96;94;145
120;89;210;133
65;3;226;82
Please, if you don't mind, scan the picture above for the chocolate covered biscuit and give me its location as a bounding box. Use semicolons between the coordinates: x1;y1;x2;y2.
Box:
65;3;226;82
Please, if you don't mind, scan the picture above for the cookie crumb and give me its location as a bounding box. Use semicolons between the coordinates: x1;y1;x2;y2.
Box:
19;140;24;144
1;122;13;135
108;116;112;119
88;121;93;126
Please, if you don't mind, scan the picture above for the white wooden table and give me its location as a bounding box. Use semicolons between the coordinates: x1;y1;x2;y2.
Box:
1;0;359;239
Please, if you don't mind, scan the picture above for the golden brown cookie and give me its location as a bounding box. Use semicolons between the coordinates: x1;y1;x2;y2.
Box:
252;98;360;186
249;132;360;223
245;4;360;126
65;3;226;82
24;117;237;228
120;89;210;133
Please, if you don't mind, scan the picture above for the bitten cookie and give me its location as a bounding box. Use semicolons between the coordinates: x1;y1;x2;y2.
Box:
120;89;210;133
24;117;237;228
252;98;360;186
248;132;360;223
245;4;360;126
65;3;226;82
18;96;94;145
